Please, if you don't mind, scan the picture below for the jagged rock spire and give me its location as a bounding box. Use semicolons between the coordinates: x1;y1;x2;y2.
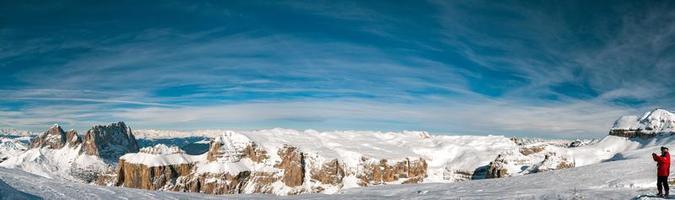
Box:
30;124;67;149
83;122;139;160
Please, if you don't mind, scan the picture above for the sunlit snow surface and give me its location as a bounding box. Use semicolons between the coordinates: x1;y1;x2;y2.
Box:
2;134;675;199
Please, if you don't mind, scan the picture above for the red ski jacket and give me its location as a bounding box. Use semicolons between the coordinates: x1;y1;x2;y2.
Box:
653;152;671;177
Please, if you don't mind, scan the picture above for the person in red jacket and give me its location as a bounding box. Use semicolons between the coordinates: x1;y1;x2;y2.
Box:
653;146;671;197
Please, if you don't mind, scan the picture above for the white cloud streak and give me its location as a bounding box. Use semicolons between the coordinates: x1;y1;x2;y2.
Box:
2;1;673;138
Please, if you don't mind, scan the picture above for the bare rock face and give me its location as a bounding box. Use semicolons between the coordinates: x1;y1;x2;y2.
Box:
173;171;252;194
30;124;67;149
116;159;194;190
519;145;545;156
275;145;305;187
404;158;428;184
247;172;280;193
357;157;427;186
243;143;268;163
609;129;654;138
116;146;267;194
310;159;345;185
83;122;139;160
66;130;82;147
206;140;226;162
486;154;508;178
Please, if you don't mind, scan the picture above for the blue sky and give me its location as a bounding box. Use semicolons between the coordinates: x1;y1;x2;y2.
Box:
2;1;675;138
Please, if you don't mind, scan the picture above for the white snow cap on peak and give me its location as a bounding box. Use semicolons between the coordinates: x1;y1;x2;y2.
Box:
214;131;246;149
612;115;639;130
639;108;675;130
612;108;675;133
639;108;674;121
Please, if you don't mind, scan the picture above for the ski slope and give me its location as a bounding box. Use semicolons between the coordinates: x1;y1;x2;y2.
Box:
2;134;673;199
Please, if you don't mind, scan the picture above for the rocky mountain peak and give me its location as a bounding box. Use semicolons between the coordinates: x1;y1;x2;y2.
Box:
30;124;67;149
83;122;139;160
65;130;82;147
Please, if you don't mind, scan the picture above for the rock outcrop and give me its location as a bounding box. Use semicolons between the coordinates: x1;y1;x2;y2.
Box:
115;142;280;195
568;140;583;147
519;145;545;156
275;145;305;187
243;143;268;163
356;157;427;186
486;154;508;178
114;132;431;196
83;122;139;160
66;130;82;147
30;124;67;149
176;171;252;194
484;147;576;179
310;159;345;186
534;152;575;172
116;159;194;190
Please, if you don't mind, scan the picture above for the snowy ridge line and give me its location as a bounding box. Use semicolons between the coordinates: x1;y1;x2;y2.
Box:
611;109;675;136
1;113;662;197
135;128;517;163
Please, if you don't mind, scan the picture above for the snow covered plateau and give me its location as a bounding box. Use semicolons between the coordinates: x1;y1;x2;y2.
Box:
1;108;675;199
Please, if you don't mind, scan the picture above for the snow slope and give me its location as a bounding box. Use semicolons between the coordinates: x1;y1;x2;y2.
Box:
0;166;225;200
0;143;109;181
0;137;28;162
1;135;673;199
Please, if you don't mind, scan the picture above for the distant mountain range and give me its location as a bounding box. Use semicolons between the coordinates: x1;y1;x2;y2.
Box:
0;109;672;196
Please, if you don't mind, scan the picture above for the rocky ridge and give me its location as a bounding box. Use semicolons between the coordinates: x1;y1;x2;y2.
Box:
485;140;576;179
83;122;139;160
0;122;139;182
115;132;428;195
30;124;68;149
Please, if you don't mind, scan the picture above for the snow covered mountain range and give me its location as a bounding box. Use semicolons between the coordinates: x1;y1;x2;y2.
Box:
0;108;674;199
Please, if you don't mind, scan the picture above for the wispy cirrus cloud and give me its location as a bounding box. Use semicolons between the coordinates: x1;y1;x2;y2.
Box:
1;0;673;137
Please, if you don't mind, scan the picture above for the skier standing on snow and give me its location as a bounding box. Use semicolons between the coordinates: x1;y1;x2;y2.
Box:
653;146;671;198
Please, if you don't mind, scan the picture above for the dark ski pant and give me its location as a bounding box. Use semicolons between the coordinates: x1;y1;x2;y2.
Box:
658;176;669;195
